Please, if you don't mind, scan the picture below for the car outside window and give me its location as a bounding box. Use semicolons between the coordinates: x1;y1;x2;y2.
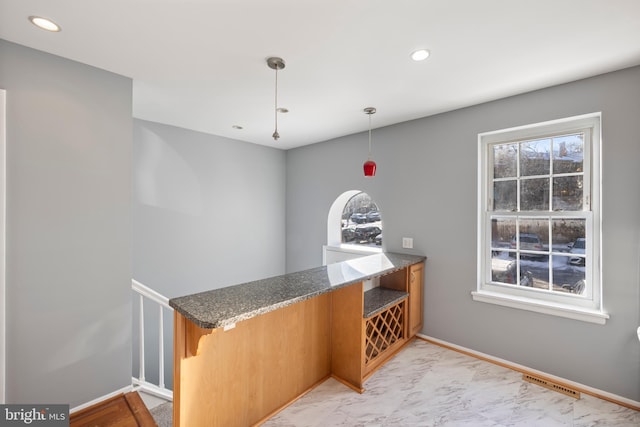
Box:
341;192;382;247
475;113;607;324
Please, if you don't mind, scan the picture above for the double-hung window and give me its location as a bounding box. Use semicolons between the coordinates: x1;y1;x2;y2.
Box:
474;113;607;324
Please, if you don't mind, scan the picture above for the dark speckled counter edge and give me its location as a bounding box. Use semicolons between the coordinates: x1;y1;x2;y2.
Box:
170;252;426;329
363;287;409;318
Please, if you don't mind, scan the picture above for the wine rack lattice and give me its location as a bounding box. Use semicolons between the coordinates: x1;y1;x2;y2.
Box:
364;302;405;366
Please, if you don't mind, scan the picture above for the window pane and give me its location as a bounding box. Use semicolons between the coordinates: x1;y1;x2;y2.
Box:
491;218;516;249
493;181;516;211
520;255;549;289
552;255;586;295
520;139;551;176
492;143;517;178
553;176;583;211
553;134;584;173
551;220;586;294
551;219;586;251
517;219;548;254
513;220;549;286
520;178;550;211
491;254;516;284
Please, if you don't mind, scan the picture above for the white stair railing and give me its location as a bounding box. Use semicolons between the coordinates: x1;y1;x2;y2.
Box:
131;279;173;401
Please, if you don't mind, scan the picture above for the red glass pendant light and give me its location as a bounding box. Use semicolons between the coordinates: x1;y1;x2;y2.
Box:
363;107;377;177
363;159;377;176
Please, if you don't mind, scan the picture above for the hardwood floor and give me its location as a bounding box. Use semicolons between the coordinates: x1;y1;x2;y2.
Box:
70;391;157;427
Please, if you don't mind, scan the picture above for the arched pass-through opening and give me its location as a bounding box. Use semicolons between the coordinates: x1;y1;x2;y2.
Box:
324;190;382;265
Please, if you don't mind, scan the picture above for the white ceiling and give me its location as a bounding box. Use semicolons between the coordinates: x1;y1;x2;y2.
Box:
1;1;640;150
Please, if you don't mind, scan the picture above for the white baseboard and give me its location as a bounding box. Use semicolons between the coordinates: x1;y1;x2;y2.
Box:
132;378;173;401
418;334;640;411
70;384;133;414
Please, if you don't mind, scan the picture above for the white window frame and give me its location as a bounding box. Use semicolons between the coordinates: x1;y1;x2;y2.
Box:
473;113;608;324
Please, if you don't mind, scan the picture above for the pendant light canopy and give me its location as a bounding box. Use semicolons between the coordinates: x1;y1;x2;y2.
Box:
267;57;285;140
363;107;377;177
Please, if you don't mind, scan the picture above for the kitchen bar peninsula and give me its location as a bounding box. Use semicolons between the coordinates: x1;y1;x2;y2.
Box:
170;252;425;427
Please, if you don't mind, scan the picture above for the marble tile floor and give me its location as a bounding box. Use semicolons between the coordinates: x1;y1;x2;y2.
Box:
263;339;640;427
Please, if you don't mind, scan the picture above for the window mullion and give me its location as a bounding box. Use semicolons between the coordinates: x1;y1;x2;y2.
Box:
516;143;521;212
549;136;555;212
583;128;592;211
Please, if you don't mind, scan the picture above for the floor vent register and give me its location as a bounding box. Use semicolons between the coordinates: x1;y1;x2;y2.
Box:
523;374;581;399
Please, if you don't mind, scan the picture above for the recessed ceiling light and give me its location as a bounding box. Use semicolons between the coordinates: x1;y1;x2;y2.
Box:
29;16;61;32
410;49;430;61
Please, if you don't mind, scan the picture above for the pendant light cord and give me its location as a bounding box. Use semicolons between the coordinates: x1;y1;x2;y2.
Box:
267;57;285;141
273;64;279;140
368;112;372;159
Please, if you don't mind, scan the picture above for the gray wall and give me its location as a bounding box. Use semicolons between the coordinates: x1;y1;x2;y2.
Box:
285;66;640;402
0;40;132;406
132;119;287;389
133;119;286;296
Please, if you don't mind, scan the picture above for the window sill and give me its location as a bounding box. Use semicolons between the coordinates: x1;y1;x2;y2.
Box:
471;290;609;324
337;244;382;253
323;244;382;265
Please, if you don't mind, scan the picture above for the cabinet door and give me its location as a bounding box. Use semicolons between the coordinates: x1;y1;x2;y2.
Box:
408;263;424;337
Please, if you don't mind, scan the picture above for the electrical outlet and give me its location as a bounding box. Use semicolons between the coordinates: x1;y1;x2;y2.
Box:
402;237;413;249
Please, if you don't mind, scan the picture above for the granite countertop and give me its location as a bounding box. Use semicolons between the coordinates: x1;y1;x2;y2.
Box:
169;252;425;329
363;287;408;319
